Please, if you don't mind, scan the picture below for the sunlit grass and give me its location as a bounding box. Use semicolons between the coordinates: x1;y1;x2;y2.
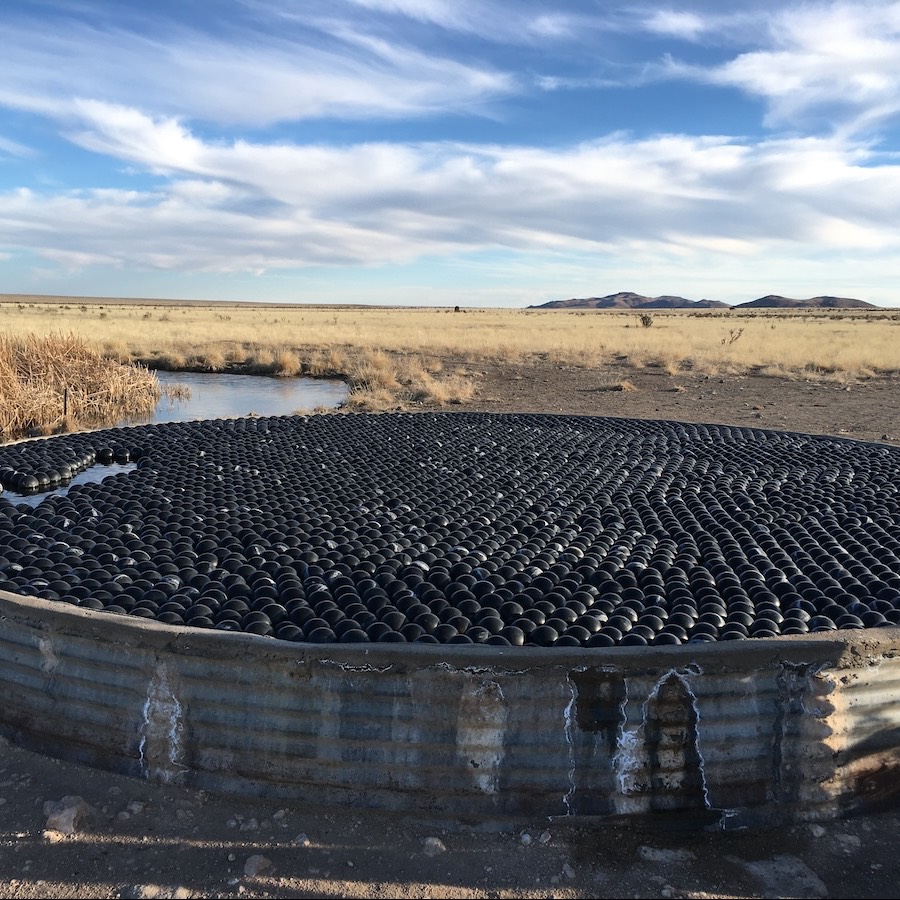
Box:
0;295;898;433
2;296;897;378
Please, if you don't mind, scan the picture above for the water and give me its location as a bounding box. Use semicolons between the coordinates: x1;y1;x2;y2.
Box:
130;371;348;425
9;463;137;508
5;371;348;507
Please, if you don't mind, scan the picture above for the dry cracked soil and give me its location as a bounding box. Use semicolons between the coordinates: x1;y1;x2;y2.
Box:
1;358;899;900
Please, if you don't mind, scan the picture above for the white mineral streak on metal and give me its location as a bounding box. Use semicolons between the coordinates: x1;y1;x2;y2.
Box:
562;678;578;814
38;636;59;676
456;680;508;794
612;675;644;815
325;661;394;674
436;662;522;676
681;667;712;811
138;663;185;783
612;667;710;814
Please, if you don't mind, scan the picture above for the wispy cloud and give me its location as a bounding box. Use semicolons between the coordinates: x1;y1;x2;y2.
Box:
662;1;900;135
642;9;710;40
0;134;34;158
3;105;898;281
0;4;517;127
343;0;467;26
337;0;594;42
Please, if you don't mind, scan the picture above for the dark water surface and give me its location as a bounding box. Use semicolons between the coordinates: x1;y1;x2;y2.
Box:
11;463;138;508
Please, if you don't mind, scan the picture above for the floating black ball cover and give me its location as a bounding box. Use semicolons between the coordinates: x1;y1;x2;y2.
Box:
0;413;898;647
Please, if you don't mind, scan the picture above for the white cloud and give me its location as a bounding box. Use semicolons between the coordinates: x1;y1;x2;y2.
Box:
2;108;899;285
342;0;471;28
0;7;516;128
686;1;900;134
67;102;205;174
340;0;589;41
643;10;709;40
0;134;34;158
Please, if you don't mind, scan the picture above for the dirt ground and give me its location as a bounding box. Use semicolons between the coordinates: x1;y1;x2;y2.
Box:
2;359;899;900
450;356;900;448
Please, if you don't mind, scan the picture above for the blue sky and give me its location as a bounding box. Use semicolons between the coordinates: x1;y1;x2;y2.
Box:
1;0;900;307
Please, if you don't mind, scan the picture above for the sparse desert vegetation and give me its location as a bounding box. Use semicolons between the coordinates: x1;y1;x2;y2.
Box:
2;295;898;377
0;295;898;439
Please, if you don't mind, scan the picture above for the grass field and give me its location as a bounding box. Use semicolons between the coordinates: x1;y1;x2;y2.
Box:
1;294;898;440
2;294;898;377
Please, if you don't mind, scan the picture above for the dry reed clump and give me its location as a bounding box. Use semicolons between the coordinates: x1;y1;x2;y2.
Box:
341;385;401;412
247;347;276;373
0;332;160;441
663;359;683;376
163;382;192;402
225;344;250;366
274;349;303;377
408;372;476;405
548;346;606;368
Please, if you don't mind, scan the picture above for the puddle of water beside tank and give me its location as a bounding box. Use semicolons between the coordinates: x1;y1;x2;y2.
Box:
3;371;348;508
138;371;348;425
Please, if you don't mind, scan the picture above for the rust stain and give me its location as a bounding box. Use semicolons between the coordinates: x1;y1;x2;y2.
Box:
569;669;626;753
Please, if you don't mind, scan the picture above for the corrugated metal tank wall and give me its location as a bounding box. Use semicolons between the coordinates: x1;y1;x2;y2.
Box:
2;588;899;830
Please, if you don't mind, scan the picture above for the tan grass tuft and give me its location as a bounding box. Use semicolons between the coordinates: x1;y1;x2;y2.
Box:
151;350;188;371
275;349;303;376
409;373;476;405
346;351;402;392
102;339;131;363
343;387;401;411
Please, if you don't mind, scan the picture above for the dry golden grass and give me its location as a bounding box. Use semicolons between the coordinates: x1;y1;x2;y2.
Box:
196;346;227;372
2;296;898;379
303;348;349;377
275;349;303;377
342;387;401;412
1;296;899;422
409;372;476;405
0;331;160;440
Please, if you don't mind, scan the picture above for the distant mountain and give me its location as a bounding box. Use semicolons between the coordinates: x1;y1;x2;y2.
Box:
531;291;728;310
734;294;876;309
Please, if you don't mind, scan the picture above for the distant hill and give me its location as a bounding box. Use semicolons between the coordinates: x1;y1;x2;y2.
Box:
734;294;876;309
531;291;728;310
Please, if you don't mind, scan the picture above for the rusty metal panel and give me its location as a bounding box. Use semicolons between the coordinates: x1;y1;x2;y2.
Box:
1;587;900;828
